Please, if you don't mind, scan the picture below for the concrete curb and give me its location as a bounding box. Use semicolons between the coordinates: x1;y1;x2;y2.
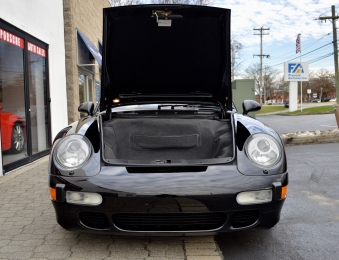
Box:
280;133;339;146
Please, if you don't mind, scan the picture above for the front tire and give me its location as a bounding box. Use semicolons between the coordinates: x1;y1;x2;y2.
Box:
9;123;25;154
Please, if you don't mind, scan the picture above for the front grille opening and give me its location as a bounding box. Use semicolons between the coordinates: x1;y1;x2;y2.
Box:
112;212;227;231
231;210;260;228
79;212;108;230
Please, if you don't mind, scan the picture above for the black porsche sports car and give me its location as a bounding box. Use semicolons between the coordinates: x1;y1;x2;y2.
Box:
49;5;288;236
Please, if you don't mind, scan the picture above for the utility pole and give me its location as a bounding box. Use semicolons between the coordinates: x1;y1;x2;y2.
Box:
254;27;270;105
317;5;339;127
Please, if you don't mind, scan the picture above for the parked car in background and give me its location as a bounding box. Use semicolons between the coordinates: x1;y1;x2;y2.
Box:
284;101;289;108
322;97;331;102
311;99;321;103
0;105;26;153
49;5;288;236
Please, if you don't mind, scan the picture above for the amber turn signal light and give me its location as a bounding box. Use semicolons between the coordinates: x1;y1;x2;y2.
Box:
281;185;288;199
50;187;57;201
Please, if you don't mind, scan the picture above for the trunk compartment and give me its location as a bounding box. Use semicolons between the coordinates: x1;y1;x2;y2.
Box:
102;117;233;164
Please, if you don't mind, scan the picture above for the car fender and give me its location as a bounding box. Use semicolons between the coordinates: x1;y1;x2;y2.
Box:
235;114;287;177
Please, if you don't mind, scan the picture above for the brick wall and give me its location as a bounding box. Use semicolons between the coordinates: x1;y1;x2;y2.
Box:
63;0;110;124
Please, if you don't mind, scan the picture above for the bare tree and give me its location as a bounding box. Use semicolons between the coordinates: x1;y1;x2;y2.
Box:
308;69;335;100
243;63;279;103
263;69;280;102
243;63;260;94
231;38;243;82
109;0;141;6
275;76;289;103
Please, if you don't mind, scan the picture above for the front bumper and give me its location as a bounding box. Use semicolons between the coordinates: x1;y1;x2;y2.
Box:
50;165;287;235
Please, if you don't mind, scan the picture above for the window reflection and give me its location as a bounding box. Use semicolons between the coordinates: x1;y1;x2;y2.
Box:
88;78;93;101
79;74;85;104
0;39;28;165
78;72;93;118
28;50;49;154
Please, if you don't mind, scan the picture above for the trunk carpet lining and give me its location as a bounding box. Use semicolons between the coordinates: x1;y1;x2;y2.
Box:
103;118;233;160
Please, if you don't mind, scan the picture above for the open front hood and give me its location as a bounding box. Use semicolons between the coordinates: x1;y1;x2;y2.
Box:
100;5;231;110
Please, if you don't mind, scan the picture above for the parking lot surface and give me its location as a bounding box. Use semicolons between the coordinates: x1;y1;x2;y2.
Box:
257;114;337;134
216;143;339;259
0;157;222;260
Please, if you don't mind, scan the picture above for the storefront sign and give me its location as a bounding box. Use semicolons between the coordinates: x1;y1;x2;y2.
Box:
284;62;309;82
27;41;46;57
0;28;24;48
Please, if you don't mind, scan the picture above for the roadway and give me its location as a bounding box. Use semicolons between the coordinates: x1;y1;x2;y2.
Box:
256;101;338;134
216;143;339;259
257;113;338;134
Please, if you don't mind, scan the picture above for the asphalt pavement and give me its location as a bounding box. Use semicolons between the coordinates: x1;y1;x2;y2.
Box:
216;143;339;260
257;113;338;134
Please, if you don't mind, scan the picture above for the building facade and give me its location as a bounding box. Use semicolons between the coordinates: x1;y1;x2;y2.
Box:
0;0;68;175
0;0;111;176
63;0;110;124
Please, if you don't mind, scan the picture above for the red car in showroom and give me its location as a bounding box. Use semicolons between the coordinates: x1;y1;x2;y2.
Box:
0;105;26;153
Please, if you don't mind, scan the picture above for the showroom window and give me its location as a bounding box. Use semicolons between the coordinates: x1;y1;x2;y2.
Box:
77;29;99;117
0;27;28;166
79;72;94;104
27;41;49;154
0;21;51;173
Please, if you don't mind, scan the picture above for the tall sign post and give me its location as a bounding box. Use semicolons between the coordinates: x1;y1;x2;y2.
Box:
296;34;303;111
284;62;309;112
307;89;311;102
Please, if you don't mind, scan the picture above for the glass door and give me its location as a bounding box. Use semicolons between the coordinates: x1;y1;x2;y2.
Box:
27;41;49;155
0;27;29;168
0;21;51;173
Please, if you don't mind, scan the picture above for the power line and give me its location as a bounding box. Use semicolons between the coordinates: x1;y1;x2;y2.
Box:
268;32;333;62
302;33;332;51
271;41;335;67
308;52;334;64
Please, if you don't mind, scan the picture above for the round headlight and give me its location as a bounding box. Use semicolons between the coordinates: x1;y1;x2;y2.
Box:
244;133;282;167
54;134;92;169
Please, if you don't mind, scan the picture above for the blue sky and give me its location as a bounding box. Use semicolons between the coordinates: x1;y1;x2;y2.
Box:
214;0;339;77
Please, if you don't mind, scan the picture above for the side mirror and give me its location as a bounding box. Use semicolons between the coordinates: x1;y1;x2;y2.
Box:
242;100;261;115
78;101;94;116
